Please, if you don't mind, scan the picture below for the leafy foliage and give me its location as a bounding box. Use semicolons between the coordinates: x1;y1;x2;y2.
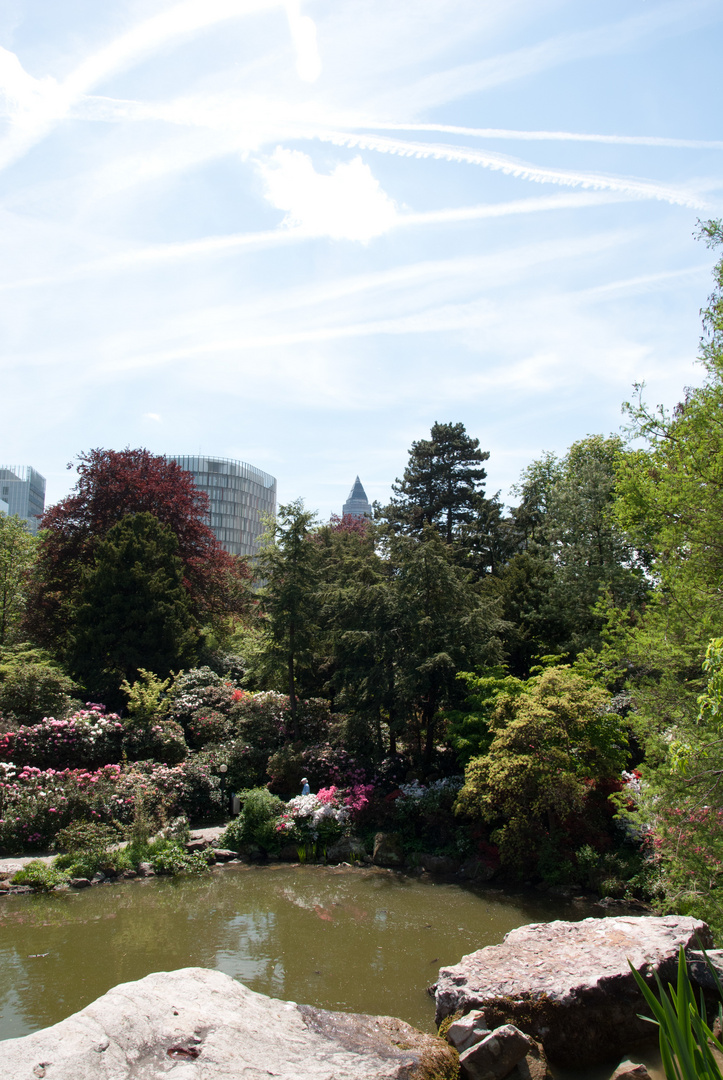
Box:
0;515;37;647
456;667;626;868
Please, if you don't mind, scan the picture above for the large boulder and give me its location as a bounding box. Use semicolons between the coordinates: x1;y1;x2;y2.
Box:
433;915;714;1067
373;832;404;867
0;967;458;1080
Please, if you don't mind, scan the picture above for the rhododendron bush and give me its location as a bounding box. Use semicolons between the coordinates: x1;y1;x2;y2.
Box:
0;757;222;854
0;705;187;770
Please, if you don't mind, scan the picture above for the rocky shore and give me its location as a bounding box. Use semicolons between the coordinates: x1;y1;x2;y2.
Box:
1;914;719;1079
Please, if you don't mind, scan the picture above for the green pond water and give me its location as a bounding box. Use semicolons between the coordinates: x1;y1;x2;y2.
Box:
0;862;594;1043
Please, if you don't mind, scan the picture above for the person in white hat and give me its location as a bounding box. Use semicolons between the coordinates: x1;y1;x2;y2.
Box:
301;777;310;796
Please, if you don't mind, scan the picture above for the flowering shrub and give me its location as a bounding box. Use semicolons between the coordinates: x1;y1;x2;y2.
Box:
231;693;331;749
185;710;234;750
267;741;368;794
0;706;188;770
392;777;464;849
0;707;125;770
0;763;132;852
0;755;223;854
276;789;349;852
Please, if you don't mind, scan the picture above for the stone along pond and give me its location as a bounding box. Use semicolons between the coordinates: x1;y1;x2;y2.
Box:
0;863;589;1043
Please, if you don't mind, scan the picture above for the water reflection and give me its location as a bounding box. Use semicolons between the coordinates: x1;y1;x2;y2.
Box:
0;864;590;1041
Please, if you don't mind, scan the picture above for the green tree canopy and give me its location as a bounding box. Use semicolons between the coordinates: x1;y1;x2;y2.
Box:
0;515;37;647
386;421;490;543
455;667;624;867
67;512;197;704
256;500;321;740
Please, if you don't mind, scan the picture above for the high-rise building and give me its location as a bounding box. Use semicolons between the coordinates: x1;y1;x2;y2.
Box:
343;476;371;519
0;466;46;534
168;455;276;557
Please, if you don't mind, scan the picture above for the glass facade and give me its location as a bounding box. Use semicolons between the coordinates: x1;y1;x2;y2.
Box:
0;466;46;534
168;455;276;557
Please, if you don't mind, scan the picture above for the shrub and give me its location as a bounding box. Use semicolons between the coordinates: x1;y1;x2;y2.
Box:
11;859;68;891
276;789;349;855
149;839;210;876
219;787;284;854
267;741;368;795
0;660;80;726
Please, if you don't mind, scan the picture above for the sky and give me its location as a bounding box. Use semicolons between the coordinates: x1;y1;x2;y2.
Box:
1;0;722;519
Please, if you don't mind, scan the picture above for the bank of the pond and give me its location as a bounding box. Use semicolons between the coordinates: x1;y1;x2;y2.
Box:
0;861;605;1043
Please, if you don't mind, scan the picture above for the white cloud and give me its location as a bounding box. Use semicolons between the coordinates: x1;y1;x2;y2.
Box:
143;412;162;422
258;148;397;241
284;0;321;83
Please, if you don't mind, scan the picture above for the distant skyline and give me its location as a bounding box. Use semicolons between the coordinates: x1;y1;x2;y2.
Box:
1;1;722;518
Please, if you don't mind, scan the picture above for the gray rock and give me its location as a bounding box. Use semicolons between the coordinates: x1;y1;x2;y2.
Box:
446;1009;491;1052
434;915;713;1067
327;836;367;863
69;878;91;889
185;839;208;852
610;1061;652;1080
90;872;105;883
373;832;404;867
278;842;302;861
136;862;154;877
420;854;459;876
0;967;457;1080
507;1039;551;1080
459;1024;535;1080
211;849;238;862
458;859;497;882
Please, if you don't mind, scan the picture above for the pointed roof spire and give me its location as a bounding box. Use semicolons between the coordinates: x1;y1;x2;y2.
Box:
343;476;371;519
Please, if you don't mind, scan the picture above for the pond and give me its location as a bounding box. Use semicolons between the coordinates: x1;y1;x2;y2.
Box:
0;862;597;1043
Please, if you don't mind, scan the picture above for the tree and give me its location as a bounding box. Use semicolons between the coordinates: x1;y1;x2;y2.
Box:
66;513;197;704
26;448;250;654
386;422;490;543
611;220;723;732
256;501;321;741
388;526;504;770
0;515;37;646
487;435;647;674
455;667;625;868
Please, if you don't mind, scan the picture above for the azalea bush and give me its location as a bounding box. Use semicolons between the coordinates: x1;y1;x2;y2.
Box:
276;787;350;856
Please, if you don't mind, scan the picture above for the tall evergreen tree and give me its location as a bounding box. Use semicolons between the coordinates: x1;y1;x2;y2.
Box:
386;422;490;543
67;512;197;704
256;500;320;741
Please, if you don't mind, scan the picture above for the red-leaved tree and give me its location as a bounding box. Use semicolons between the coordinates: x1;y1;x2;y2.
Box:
25;448;251;652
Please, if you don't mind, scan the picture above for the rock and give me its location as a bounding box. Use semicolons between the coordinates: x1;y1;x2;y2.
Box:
459;1024;535;1080
373;832;404;867
0;967;458;1080
433;914;713;1067
69;878;92;889
420;854;459;876
136;862;154;877
610;1061;652;1080
507;1040;551;1080
90;872;105;883
185;839;208;852
327;836;367;863
685;949;723;991
458;859;497;882
211;849;238;862
446;1009;491;1052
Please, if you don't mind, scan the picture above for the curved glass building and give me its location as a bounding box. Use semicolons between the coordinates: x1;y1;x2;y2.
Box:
168;455;276;557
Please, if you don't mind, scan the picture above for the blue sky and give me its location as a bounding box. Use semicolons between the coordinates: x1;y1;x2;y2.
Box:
1;0;722;518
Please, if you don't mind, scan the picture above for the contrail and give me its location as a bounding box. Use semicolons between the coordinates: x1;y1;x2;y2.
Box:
347;121;723;152
314;130;707;209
